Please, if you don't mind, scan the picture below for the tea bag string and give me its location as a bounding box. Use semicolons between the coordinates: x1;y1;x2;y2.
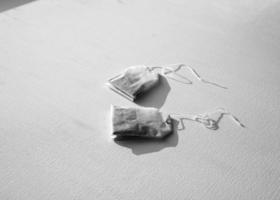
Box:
150;64;227;89
169;108;245;130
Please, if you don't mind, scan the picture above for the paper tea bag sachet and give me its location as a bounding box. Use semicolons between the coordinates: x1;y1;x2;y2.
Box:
111;105;173;139
107;65;159;101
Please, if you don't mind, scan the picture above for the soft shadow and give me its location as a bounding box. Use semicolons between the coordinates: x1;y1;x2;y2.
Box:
0;0;36;13
117;0;125;4
134;75;170;109
71;118;95;131
114;119;179;155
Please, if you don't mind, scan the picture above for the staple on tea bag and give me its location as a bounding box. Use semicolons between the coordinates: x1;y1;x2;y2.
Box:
111;105;173;139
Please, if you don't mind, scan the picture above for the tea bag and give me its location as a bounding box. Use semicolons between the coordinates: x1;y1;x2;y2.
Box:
107;65;159;101
111;105;173;138
107;64;227;101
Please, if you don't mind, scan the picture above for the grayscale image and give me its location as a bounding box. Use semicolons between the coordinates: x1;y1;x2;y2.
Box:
0;0;279;199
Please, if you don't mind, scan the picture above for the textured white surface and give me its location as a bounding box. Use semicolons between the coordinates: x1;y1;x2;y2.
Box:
0;0;280;199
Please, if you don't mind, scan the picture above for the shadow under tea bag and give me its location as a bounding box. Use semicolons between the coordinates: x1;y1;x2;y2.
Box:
111;105;173;138
107;65;159;101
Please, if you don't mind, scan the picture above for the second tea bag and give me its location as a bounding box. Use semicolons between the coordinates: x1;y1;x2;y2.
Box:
107;65;159;101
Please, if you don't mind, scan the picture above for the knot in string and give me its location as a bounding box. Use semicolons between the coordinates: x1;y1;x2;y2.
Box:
194;115;219;130
170;108;245;131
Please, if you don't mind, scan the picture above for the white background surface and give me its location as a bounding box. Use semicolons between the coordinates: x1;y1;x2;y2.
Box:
0;0;280;199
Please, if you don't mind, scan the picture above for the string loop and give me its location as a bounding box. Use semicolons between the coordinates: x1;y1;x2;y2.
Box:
150;63;228;89
170;108;245;130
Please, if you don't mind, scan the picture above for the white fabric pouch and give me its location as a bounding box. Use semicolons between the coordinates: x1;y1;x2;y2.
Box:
107;65;159;101
111;105;173;138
